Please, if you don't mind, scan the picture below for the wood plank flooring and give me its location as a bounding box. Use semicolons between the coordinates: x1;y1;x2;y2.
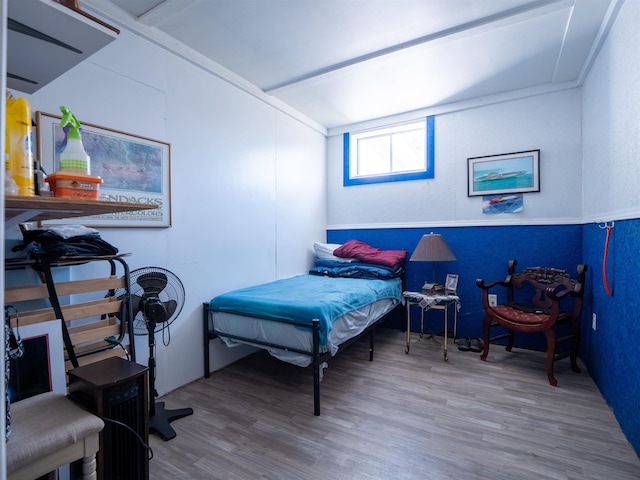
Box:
148;329;640;479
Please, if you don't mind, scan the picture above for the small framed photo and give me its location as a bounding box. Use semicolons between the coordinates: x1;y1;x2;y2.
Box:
445;274;459;291
468;149;540;196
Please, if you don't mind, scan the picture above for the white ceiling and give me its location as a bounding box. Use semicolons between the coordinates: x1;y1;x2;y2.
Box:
84;0;620;130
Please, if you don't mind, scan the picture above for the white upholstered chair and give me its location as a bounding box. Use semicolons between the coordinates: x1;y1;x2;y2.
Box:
6;392;104;480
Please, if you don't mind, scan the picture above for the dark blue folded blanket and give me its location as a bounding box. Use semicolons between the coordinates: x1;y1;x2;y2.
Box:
310;259;404;279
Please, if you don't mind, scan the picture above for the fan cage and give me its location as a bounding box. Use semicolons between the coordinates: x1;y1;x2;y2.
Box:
127;267;185;336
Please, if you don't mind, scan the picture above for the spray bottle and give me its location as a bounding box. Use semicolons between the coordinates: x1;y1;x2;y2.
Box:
59;106;90;175
4;154;19;196
5;96;35;196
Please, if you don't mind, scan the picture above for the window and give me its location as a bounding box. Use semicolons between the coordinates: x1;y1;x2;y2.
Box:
343;116;434;186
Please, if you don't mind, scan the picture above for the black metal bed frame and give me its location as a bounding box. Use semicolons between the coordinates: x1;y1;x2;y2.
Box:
202;301;402;416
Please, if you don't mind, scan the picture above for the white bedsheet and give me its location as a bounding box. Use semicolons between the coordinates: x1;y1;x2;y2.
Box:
210;298;399;367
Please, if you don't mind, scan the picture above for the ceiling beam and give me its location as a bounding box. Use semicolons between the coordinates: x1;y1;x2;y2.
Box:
265;0;575;95
137;0;200;27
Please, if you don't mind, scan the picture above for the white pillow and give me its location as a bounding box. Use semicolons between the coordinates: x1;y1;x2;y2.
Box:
313;242;341;259
313;242;355;262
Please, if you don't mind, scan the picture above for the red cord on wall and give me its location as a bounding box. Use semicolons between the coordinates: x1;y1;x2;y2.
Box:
602;222;614;296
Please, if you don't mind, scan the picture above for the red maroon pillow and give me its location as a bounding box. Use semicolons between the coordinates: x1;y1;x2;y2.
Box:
333;240;406;268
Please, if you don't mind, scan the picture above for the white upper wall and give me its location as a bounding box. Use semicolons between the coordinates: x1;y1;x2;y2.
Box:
15;28;327;396
582;0;640;223
327;89;583;229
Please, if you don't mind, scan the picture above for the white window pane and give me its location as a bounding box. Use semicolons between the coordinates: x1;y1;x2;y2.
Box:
391;129;425;173
348;119;429;182
358;136;390;176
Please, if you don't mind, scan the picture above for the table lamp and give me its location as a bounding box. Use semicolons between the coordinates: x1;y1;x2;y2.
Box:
409;232;456;286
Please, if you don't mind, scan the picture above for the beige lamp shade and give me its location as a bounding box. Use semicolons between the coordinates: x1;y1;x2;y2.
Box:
410;233;456;262
410;233;456;282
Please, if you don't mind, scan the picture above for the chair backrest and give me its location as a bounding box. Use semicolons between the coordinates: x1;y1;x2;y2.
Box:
507;261;587;316
5;257;133;373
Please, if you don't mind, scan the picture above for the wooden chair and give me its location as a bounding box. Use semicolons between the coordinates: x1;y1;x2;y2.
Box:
476;260;588;386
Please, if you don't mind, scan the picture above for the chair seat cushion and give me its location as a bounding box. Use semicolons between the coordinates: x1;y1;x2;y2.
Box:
492;305;549;326
6;392;104;473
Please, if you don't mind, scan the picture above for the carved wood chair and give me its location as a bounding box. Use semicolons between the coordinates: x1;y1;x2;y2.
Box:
476;259;588;386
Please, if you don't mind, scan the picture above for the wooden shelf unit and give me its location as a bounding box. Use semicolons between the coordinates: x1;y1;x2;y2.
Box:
4;197;155;369
5;196;158;229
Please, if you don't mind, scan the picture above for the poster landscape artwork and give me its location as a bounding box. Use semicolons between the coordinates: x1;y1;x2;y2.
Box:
81;129;163;194
38;111;171;227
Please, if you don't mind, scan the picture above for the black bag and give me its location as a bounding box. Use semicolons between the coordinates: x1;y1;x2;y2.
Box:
12;228;118;260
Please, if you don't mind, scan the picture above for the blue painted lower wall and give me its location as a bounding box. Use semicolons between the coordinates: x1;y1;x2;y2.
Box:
582;220;640;457
328;225;583;339
328;221;639;457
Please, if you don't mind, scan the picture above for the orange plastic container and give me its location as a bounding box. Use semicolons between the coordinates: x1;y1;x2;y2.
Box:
44;173;103;199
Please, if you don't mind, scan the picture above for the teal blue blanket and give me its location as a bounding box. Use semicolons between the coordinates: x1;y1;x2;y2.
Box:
209;275;402;346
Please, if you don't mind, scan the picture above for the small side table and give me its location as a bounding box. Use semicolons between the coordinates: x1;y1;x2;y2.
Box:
403;291;460;361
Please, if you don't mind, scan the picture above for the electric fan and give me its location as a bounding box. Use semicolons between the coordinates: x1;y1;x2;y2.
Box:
126;266;193;441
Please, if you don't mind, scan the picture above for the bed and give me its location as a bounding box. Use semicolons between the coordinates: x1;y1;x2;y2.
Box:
202;240;406;415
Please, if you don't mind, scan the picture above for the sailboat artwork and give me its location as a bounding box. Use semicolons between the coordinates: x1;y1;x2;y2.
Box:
468;150;540;196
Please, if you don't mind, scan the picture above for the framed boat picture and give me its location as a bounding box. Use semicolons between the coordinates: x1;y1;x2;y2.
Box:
467;150;540;197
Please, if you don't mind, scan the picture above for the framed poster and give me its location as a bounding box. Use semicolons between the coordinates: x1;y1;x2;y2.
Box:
36;111;171;227
8;319;66;402
467;150;540;197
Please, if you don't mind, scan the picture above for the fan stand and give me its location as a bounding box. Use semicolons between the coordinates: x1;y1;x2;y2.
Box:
146;318;193;441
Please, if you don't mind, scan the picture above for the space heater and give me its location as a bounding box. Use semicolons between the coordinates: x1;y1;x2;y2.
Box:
68;356;149;480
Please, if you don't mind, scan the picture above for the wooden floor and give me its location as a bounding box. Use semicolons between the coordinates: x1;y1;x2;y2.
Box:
148;329;640;479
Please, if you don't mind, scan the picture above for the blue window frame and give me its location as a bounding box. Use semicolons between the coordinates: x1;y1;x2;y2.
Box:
343;116;434;186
